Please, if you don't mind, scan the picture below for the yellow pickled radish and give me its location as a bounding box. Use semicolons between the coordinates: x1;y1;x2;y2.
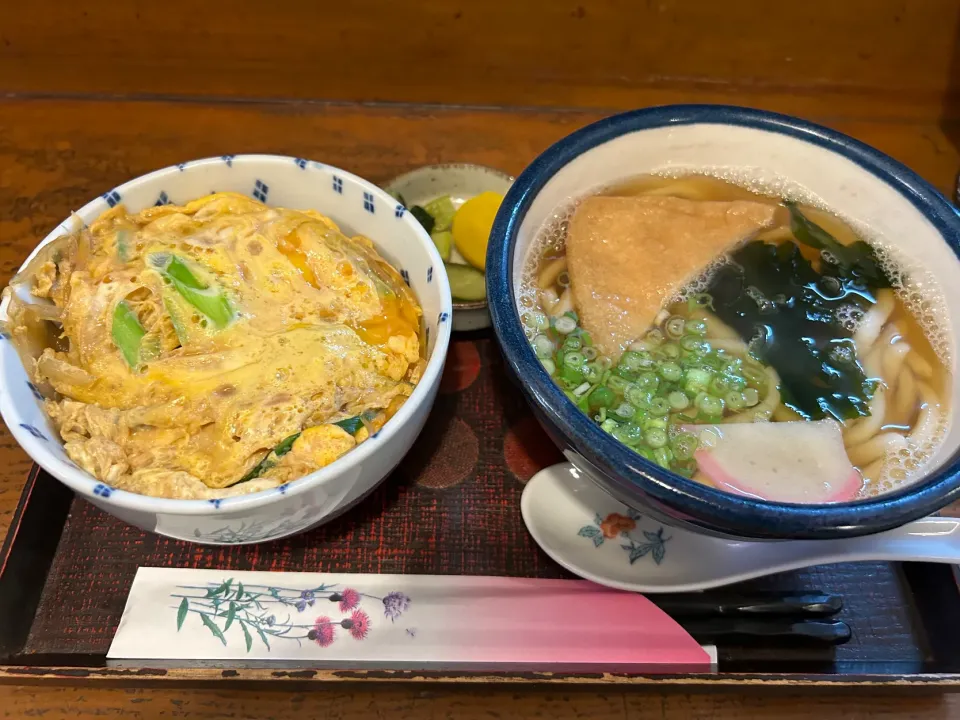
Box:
452;191;503;271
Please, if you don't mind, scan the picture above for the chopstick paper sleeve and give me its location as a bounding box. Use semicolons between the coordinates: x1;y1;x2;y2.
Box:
108;568;712;672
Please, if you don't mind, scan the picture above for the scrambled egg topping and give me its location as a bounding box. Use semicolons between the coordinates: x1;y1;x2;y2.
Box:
3;193;424;499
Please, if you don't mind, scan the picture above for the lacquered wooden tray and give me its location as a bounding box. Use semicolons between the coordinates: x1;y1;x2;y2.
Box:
2;331;960;687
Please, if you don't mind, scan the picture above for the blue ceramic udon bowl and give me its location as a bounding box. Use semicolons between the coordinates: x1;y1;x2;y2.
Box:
487;105;960;540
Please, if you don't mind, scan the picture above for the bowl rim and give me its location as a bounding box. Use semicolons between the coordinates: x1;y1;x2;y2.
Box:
384;162;515;313
1;154;453;515
382;162;516;194
487;104;960;539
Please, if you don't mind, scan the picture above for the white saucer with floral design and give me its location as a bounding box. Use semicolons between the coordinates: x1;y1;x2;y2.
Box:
521;462;960;593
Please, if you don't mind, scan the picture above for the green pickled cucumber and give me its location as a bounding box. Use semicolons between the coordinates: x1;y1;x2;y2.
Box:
445;263;486;302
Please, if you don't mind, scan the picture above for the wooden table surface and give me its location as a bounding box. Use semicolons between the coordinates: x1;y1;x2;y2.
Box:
1;97;960;718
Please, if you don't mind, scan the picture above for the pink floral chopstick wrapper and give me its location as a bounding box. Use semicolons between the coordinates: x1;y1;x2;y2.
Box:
108;568;712;672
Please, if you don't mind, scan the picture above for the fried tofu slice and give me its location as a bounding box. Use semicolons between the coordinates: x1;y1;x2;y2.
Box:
566;195;776;358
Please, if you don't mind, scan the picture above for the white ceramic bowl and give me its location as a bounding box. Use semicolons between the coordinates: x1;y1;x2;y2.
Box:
0;155;452;544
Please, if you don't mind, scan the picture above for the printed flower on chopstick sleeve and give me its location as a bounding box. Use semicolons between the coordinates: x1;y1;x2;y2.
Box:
328;588;360;612
382;591;411;622
342;609;370;640
295;589;316;612
308;616;336;647
172;580;413;652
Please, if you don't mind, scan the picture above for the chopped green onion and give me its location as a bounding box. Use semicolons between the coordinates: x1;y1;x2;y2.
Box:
573;381;592;397
648;397;670;417
684;367;713;393
710;376;732;395
634;371;658;390
666;316;686;338
532;334;554;359
667;390;690;410
624;384;649;408
112;300;146;368
629;339;656;353
659;361;682;382
274;432;302;455
725;391;746;411
644;427;668;448
559;366;584;387
680;335;709;353
563;351;585;369
334;416;364;435
613;422;643;445
646;328;665;346
671;433;699;461
175;284;234;329
613;402;636;421
582;362;603;383
743;387;761;406
155;255;234;329
589;386;615;410
523;312;549;332
618;350;643;371
563;336;583;351
582;346;598;360
653;446;673;469
658;342;681;359
697;394;725;416
607;375;630;394
239;432;302;482
554;316;577;334
684;319;707;336
541;358;556;375
165;256;206;289
600;418;619;434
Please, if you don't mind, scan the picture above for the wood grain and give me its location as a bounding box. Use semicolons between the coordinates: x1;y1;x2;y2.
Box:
2;97;960;716
3;1;960;121
2;684;960;719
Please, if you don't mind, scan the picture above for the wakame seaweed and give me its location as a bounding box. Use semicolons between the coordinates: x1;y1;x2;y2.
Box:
785;201;892;288
706;239;876;421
